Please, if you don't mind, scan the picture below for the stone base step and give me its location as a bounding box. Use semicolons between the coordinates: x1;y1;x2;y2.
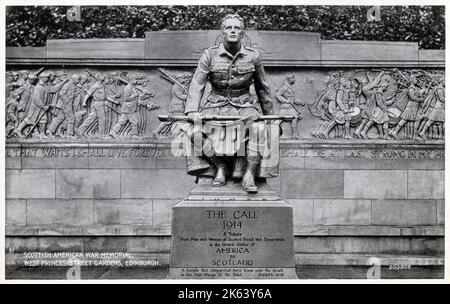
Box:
295;253;444;266
5;252;443;267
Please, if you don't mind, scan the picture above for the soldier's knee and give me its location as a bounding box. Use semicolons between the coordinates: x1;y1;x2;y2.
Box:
249;122;265;136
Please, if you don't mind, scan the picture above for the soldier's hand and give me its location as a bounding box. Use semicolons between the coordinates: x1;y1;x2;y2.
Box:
187;112;202;122
249;113;260;121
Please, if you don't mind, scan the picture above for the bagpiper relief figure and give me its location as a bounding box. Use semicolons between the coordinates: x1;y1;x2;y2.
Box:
354;71;393;140
181;14;278;193
417;76;445;140
309;73;362;139
389;74;426;139
309;73;339;139
275;74;303;139
321;77;354;139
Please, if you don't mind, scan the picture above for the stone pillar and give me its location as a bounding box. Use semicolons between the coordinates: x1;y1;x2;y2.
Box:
169;179;297;279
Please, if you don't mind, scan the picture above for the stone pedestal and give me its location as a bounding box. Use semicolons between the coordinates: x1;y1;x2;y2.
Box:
169;179;297;279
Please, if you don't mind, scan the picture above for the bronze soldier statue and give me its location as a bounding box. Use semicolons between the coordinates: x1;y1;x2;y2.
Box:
182;14;277;193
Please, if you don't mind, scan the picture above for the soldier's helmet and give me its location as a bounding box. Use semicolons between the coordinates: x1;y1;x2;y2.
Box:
95;73;105;81
19;70;29;79
28;74;37;84
40;72;50;80
10;91;21;99
5;72;14;81
81;73;90;82
286;73;295;82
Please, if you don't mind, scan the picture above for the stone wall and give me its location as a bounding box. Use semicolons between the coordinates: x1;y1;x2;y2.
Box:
5;141;444;269
5;31;445;275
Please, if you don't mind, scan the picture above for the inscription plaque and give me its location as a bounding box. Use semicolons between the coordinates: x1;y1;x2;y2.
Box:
169;180;297;279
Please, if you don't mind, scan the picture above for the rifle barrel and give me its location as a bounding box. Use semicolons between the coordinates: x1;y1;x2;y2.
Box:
158;115;295;122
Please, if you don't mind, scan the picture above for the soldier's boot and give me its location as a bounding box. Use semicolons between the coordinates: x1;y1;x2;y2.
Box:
360;121;373;140
211;158;227;187
13;121;27;138
417;121;433;141
109;129;118;139
38;124;48;139
75;130;86;138
292;120;300;139
232;157;245;179
344;121;352;140
65;123;75;138
242;157;259;194
129;126;140;139
45;130;55;139
389;120;405;140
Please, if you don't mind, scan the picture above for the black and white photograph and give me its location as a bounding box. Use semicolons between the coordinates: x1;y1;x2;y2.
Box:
1;2;447;284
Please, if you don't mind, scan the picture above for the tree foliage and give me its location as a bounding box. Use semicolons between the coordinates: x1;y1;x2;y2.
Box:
6;5;444;49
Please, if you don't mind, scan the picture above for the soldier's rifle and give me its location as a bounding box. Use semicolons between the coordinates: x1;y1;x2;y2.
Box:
117;74;150;95
158;114;296;122
24;106;52;138
81;70;121;107
33;67;45;77
23;77;71;138
105;103;120;114
159;68;189;95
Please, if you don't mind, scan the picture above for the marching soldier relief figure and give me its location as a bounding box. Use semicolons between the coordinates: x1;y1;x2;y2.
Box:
4;68;444;141
74;73;91;129
417;77;445;140
155;71;192;136
276;74;303;139
17;74;36;123
354;72;392;140
46;74;81;138
77;73;108;137
109;77;142;139
13;73;52;139
322;77;354;140
180;14;277;193
6;92;21;138
389;75;426;139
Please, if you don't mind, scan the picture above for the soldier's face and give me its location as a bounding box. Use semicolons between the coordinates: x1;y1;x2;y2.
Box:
222;18;244;43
